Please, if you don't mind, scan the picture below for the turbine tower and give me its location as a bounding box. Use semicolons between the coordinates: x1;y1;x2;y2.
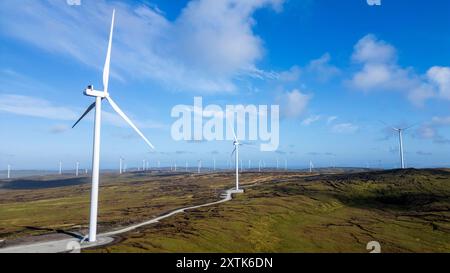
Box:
231;129;243;192
119;157;123;174
382;122;416;169
7;164;10;179
76;162;79;177
197;160;201;173
59;161;62;175
393;128;408;169
72;10;154;243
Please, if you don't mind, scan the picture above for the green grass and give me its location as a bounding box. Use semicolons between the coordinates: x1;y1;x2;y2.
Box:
88;169;450;253
1;169;449;252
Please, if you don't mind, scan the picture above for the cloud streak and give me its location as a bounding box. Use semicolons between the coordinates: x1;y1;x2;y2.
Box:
0;0;284;94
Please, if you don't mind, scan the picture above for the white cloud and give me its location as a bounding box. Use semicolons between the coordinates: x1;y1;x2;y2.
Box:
415;116;450;144
0;94;78;120
278;66;301;82
348;34;450;106
352;34;396;64
427;66;450;100
327;116;338;124
306;53;340;82
301;115;321;126
278;89;311;119
332;123;359;134
0;0;284;94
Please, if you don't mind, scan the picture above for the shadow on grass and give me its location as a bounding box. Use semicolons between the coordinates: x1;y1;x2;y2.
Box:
0;177;89;190
24;226;84;240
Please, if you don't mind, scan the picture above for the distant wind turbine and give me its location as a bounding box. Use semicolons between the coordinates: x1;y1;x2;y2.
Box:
59;161;62;175
76;162;79;176
309;160;314;173
71;10;155;243
119;157;123;174
382;121;417;169
7;164;10;179
231;129;243;192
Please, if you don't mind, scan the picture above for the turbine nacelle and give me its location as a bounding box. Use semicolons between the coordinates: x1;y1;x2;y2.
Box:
84;85;107;98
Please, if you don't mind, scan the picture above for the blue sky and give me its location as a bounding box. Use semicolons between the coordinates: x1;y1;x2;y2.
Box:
0;0;449;171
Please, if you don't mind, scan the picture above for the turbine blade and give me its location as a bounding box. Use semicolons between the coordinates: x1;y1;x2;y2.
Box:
404;122;420;130
379;120;398;131
106;96;155;150
231;147;236;157
231;126;237;142
72;102;96;128
103;9;115;94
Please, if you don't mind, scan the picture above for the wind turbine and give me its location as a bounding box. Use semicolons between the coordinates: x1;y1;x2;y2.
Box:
258;160;261;172
59;161;62;175
119;157;123;174
7;164;10;179
382;122;416;169
231;129;243;192
197;160;202;173
72;10;154;243
76;162;79;176
309;160;314;173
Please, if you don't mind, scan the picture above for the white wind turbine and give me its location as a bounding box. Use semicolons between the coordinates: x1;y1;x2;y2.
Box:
7;164;11;179
59;161;62;175
72;10;155;243
119;157;123;174
76;162;79;177
309;160;314;173
197;160;202;173
382;122;416;169
231;129;243;192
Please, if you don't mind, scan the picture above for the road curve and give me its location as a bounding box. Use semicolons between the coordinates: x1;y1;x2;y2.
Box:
0;187;242;253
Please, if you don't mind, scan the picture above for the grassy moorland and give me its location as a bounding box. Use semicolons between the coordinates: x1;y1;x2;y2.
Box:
87;169;450;253
0;171;266;241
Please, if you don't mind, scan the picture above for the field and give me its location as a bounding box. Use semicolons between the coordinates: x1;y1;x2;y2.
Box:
1;169;449;252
